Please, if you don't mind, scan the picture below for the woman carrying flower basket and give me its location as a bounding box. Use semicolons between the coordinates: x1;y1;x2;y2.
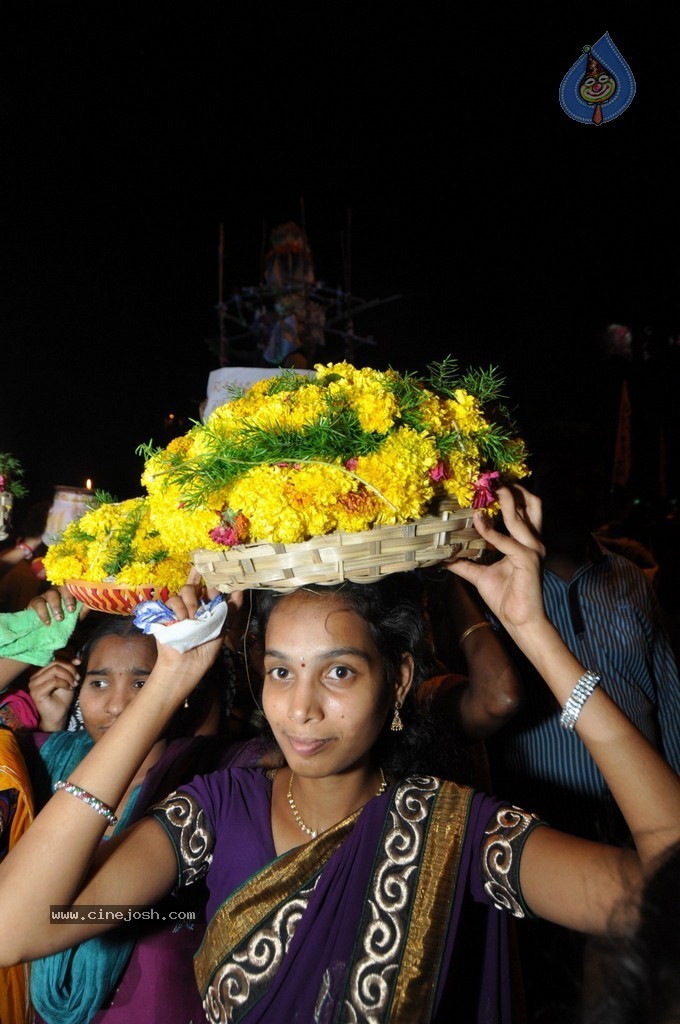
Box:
0;486;678;1023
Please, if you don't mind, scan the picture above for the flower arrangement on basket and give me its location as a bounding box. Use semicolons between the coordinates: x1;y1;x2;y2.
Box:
0;452;28;541
42;494;187;613
44;358;529;603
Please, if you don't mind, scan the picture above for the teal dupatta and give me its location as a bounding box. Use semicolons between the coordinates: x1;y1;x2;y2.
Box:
30;731;141;1024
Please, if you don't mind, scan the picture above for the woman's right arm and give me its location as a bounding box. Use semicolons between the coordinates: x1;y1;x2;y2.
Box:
0;592;224;966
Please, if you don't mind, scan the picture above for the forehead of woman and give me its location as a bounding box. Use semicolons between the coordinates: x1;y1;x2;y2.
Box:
264;592;382;674
266;589;361;635
86;631;157;669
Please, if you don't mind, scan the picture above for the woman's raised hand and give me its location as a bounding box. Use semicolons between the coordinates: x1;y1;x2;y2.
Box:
445;485;547;642
28;657;81;731
149;570;229;696
167;568;244;627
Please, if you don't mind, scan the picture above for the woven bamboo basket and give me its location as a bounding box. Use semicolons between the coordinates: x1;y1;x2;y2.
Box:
66;580;170;615
191;499;485;593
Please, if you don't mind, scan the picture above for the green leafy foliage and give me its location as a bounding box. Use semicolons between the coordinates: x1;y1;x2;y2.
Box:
0;452;28;498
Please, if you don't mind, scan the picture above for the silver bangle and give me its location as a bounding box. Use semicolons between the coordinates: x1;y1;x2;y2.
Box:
54;780;119;827
559;670;601;731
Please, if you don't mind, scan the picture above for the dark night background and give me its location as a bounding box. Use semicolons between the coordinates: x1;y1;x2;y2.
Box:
2;4;678;512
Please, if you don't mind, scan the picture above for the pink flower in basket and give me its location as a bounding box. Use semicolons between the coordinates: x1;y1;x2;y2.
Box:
472;471;500;509
429;460;448;482
209;511;250;548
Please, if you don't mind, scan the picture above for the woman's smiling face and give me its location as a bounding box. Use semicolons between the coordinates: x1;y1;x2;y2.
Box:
78;634;157;742
262;590;413;779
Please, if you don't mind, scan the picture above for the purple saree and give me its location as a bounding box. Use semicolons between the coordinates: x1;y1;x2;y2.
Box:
151;769;542;1023
32;736;264;1024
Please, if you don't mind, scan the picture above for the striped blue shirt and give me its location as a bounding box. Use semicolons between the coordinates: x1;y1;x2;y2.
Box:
487;540;680;842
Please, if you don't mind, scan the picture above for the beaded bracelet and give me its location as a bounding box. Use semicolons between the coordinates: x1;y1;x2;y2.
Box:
559;670;601;732
54;780;119;827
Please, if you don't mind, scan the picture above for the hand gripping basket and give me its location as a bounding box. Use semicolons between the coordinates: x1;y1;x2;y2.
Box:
191;499;484;593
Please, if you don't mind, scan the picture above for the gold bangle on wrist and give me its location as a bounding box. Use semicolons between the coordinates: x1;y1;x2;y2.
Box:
458;621;491;646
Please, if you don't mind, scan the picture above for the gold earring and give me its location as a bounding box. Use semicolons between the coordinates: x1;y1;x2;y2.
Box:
390;700;403;732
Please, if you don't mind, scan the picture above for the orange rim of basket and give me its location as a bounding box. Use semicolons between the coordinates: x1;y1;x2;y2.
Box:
66;580;170;614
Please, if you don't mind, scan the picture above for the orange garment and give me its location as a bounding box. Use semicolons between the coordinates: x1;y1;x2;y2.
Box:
0;728;35;1024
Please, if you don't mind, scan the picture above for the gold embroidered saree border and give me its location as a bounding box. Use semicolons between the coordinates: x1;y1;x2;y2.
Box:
194;810;360;995
388;780;473;1019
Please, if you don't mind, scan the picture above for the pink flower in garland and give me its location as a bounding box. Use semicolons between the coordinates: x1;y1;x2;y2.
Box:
344;458;358;472
209;511;250;547
429;460;448;482
472;471;500;508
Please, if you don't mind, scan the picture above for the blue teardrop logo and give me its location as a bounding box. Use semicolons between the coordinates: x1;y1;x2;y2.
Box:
559;32;636;124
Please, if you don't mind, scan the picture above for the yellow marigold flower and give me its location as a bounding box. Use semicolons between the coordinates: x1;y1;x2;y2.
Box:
335;489;381;533
418;392;457;435
226;463;355;544
433;446;480;507
165;434;195;458
419;391;487;439
315;362;399;433
451;389;486;433
43;551;88;587
147;489;227;554
355;428;439;524
117;557;191;591
208;378;329;439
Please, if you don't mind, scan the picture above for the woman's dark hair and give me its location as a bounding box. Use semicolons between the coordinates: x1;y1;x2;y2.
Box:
254;573;466;778
582;842;680;1024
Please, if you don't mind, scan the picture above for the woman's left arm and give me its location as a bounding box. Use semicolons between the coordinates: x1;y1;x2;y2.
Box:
450;487;680;932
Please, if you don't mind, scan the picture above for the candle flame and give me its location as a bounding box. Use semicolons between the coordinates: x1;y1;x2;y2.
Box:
86;479;93;491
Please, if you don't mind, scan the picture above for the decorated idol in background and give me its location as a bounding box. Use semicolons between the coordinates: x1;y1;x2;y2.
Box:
213;216;400;370
257;222;326;368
